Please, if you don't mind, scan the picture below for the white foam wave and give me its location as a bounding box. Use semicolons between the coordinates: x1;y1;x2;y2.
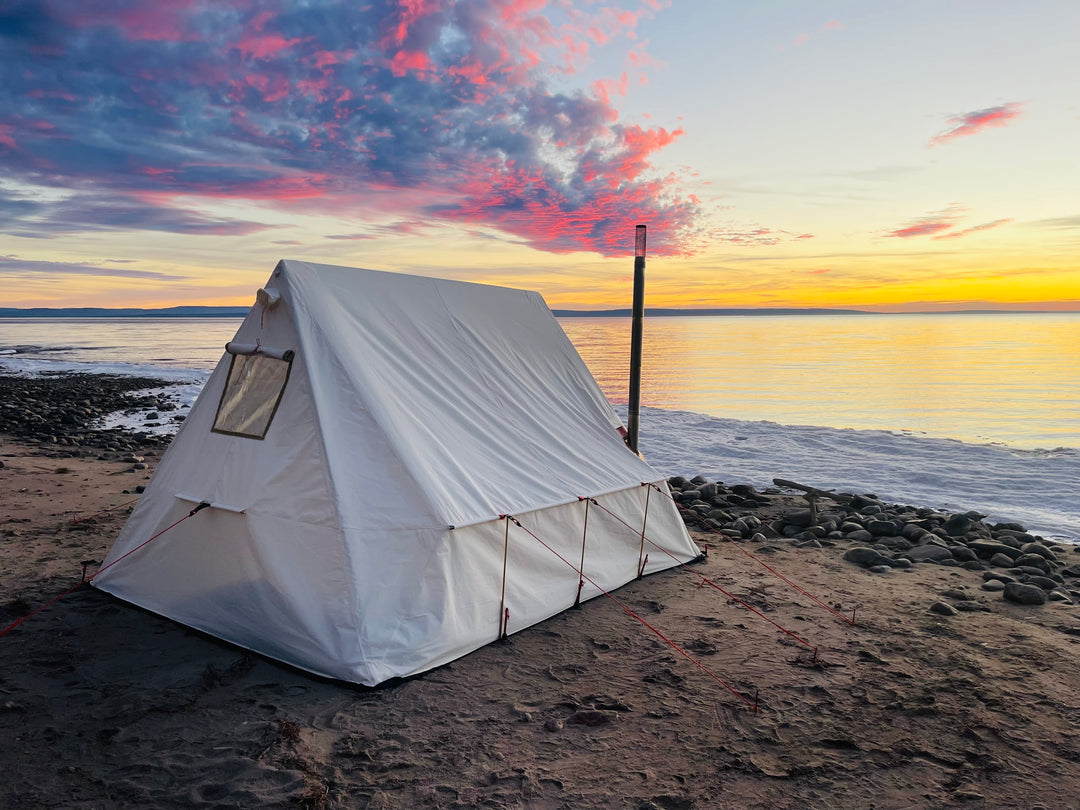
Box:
636;406;1080;545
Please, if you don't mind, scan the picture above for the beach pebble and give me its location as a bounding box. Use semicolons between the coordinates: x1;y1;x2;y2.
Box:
868;519;898;536
982;571;1016;583
906;545;954;563
1014;553;1052;572
1020;543;1057;560
950;545;977;562
867;564;892;574
981;580;1006;592
843;547;894;568
969;541;1021;560
1003;582;1047;606
954;600;990;612
543;718;564;732
1024;575;1059;592
929;601;958;616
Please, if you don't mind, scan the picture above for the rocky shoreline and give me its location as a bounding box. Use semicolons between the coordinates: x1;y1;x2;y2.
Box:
668;475;1080;613
0;370;183;456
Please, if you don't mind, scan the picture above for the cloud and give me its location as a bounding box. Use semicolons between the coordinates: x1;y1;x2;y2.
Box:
0;255;189;280
1034;215;1080;230
931;218;1011;240
0;187;274;238
885;208;1011;241
884;206;964;238
928;103;1024;147
0;1;699;256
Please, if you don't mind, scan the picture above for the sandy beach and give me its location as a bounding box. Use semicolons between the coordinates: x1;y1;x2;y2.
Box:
2;375;1080;809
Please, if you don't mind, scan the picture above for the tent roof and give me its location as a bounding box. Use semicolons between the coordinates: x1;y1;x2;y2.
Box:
278;260;661;527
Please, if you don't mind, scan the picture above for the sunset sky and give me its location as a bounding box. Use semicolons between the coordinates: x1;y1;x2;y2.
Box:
2;1;1078;311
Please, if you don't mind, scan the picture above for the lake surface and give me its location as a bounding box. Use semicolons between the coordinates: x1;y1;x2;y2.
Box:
2;313;1078;541
2;313;1078;450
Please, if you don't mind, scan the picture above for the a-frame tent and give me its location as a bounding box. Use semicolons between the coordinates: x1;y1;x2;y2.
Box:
93;260;700;685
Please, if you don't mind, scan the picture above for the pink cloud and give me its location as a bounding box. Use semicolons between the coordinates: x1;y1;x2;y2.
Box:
390;50;434;78
0;125;16;150
884;207;1010;240
885;207;965;238
932;218;1012;240
928;103;1024;147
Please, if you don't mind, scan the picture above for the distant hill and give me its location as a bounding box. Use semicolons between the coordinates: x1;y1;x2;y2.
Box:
0;306;250;318
551;307;872;317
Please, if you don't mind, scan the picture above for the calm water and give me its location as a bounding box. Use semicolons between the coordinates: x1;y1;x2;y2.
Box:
1;313;1079;450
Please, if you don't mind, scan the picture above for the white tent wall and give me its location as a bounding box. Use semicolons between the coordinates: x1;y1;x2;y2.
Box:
93;296;370;680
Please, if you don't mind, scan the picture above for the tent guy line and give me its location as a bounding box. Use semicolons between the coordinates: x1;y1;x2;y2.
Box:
0;501;211;639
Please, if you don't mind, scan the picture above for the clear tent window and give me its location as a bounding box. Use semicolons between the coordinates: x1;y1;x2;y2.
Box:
212;352;293;439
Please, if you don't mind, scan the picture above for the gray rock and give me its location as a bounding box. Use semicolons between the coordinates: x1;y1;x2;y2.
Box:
1015;565;1051;578
1025;575;1059;592
1014;554;1052;574
868;519;899;537
968;541;1022;560
950;546;977;563
929;601;958;616
867;564;892;574
840;521;865;533
943;514;972;537
906;545;954;562
941;588;969;600
981;580;1006;592
1048;591;1074;604
783;508;813;527
698;483;718;499
1020;542;1056;561
1003;582;1047;606
846;529;873;544
982;571;1016;583
843;547;895;568
954;600;991;612
890;558;913;570
901;522;929;541
989;553;1015;568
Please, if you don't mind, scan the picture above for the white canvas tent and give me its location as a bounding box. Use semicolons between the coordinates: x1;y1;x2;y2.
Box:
93;260;700;685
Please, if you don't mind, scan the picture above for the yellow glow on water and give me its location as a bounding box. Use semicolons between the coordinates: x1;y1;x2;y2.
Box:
562;313;1080;449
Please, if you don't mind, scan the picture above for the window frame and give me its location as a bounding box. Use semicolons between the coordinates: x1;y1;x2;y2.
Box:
210;350;294;440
